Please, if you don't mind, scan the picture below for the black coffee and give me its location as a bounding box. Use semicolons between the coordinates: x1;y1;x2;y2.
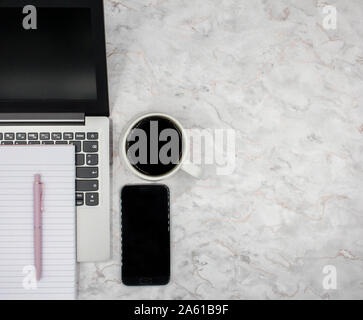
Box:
125;116;183;177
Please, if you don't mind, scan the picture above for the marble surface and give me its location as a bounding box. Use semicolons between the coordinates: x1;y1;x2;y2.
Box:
78;0;363;299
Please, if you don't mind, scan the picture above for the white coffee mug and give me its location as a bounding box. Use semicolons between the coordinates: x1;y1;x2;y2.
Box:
121;112;201;181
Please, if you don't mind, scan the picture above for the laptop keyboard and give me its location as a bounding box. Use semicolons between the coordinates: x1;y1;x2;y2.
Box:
0;131;99;207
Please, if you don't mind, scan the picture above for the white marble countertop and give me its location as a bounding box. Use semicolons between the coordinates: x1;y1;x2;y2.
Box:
78;0;363;299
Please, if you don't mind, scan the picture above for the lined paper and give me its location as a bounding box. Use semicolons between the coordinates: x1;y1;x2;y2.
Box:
0;146;76;300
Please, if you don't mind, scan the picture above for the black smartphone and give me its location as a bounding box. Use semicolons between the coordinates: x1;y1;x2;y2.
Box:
121;184;170;285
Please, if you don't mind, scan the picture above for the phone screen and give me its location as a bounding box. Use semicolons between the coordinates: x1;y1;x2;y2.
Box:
121;185;170;285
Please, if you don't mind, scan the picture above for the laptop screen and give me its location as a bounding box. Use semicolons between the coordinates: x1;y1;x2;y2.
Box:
0;8;97;100
0;1;109;116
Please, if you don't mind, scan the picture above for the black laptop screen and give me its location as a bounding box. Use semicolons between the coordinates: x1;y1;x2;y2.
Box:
0;7;97;101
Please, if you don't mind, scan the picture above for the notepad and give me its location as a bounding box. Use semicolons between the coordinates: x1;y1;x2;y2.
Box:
0;146;76;300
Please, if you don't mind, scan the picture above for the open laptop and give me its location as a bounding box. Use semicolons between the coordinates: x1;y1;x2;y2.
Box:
0;0;110;262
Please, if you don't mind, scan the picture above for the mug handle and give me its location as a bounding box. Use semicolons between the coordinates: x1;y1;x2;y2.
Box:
181;161;202;178
180;129;203;178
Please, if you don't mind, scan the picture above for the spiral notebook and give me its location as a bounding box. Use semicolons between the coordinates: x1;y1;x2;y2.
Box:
0;146;76;300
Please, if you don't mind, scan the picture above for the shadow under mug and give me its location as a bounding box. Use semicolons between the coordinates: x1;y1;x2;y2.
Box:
121;112;201;181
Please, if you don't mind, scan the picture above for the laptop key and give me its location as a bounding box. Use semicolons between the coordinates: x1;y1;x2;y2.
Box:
76;180;99;192
15;141;27;145
63;133;74;140
40;133;50;140
83;141;98;153
76;154;85;166
87;132;98;140
69;141;81;153
55;141;68;144
2;141;13;145
0;133;3;140
86;193;99;206
42;141;54;144
4;133;15;140
28;141;41;144
86;154;98;165
76;167;98;178
76;193;84;206
52;133;62;140
16;133;26;140
75;132;85;140
76;193;84;200
28;133;38;140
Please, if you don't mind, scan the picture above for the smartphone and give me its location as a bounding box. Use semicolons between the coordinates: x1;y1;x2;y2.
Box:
121;184;170;285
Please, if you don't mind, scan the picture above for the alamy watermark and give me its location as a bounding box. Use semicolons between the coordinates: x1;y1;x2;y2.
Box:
126;121;236;176
322;265;337;290
322;5;337;30
22;265;38;290
22;5;37;30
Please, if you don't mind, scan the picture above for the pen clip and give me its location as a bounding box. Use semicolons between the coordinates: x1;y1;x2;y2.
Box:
40;182;44;213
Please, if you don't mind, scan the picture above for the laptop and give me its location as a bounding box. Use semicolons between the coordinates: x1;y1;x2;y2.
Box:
0;0;110;262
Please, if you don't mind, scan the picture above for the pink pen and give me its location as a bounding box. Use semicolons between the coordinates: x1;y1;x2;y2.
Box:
33;174;43;281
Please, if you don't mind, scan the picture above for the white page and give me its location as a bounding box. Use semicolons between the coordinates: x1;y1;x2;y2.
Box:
0;146;76;300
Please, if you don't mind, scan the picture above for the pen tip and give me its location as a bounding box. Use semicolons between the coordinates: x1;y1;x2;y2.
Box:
35;174;41;183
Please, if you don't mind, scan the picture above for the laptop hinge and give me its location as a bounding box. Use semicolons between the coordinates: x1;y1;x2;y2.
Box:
0;113;85;125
